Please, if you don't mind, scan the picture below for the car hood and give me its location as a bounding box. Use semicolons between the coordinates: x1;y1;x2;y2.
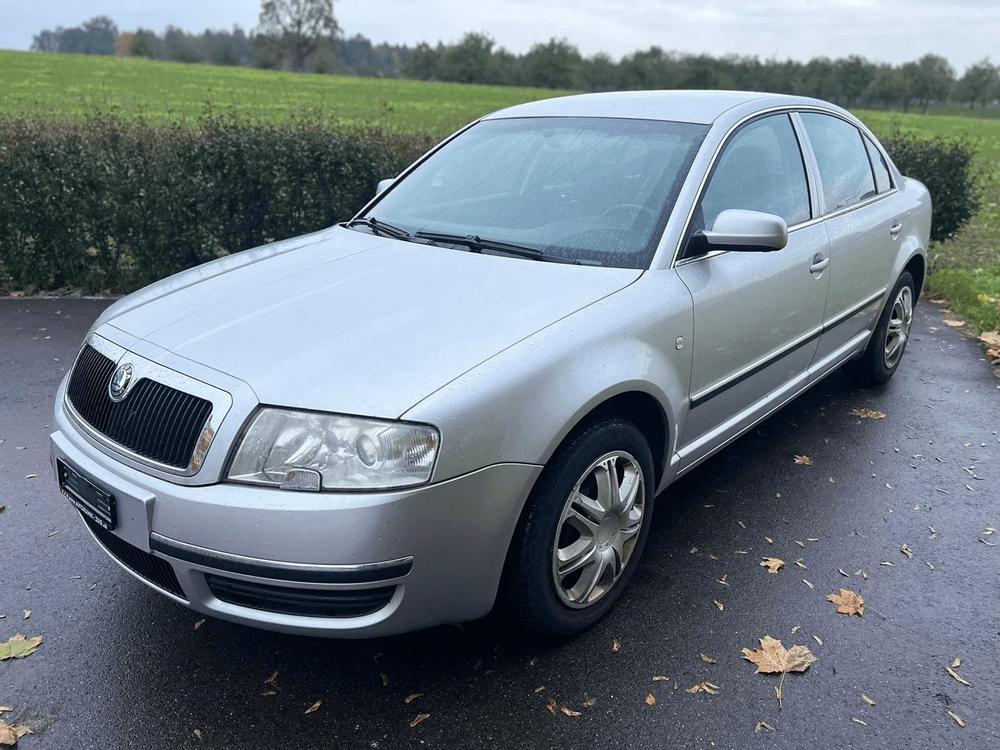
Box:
103;226;642;417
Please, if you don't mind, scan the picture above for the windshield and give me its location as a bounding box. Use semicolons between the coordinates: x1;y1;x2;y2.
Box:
363;117;708;268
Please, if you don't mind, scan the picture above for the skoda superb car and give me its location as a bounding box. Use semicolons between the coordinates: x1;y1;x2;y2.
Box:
50;91;930;637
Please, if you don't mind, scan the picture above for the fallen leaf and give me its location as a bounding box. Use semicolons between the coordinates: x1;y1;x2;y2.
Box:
581;696;596;708
700;653;717;664
304;700;322;715
947;710;966;727
193;618;205;630
611;638;621;652
950;657;961;668
193;729;203;740
900;544;914;559
827;589;865;616
942;319;964;327
742;635;817;675
946;661;971;687
0;709;10;714
812;635;823;646
686;681;720;695
0;634;43;661
560;706;582;717
862;693;876;706
713;599;724;611
838;568;849;577
791;625;800;634
409;713;430;728
802;579;814;589
0;721;32;746
851;408;886;420
405;692;423;704
651;675;669;682
754;720;775;732
264;671;279;685
21;611;29;621
545;698;557;715
760;557;785;574
794;455;813;466
852;717;868;726
644;693;656;706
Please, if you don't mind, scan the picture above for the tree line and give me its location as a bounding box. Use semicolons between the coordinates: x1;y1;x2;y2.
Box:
31;12;999;112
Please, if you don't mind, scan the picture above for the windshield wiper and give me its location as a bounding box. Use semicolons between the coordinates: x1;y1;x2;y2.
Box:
345;216;411;240
414;231;557;262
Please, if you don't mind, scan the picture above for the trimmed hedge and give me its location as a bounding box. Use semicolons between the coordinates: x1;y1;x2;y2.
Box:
0;117;434;293
0;117;980;294
879;129;981;242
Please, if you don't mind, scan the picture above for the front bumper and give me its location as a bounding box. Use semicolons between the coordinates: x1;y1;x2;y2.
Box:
50;411;541;638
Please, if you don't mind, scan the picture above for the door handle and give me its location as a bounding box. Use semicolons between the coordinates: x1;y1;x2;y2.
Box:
889;220;903;238
809;254;830;274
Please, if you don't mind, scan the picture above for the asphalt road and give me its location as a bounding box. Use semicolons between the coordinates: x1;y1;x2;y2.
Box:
1;297;998;750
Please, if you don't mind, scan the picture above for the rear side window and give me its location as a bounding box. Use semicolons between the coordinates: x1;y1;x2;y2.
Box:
697;114;811;231
864;136;893;193
800;113;876;212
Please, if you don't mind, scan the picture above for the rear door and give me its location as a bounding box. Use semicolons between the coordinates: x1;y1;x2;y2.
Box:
675;113;830;453
797;113;901;361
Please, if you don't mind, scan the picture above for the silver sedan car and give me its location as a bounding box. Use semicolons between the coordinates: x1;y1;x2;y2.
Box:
50;91;931;637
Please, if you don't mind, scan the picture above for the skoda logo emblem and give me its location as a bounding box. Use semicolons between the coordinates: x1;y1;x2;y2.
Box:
108;363;134;401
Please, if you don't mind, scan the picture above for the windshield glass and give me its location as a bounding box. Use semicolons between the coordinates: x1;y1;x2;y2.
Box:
365;117;708;268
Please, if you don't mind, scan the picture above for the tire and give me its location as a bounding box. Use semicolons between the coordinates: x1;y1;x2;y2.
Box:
847;271;916;387
501;417;656;636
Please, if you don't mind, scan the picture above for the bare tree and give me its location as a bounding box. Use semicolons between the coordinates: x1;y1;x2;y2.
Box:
256;0;339;72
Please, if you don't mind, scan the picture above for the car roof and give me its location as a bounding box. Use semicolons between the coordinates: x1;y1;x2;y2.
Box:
482;90;831;125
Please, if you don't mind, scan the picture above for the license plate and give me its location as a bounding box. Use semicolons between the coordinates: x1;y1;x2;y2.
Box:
58;460;117;530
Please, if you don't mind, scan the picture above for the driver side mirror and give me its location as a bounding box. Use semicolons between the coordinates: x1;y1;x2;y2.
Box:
697;209;788;252
376;178;395;196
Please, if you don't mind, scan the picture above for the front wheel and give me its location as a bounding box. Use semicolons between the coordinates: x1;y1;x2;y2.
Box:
501;418;655;636
847;271;915;387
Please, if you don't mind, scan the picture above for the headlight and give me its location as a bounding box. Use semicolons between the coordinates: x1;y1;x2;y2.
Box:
227;408;439;491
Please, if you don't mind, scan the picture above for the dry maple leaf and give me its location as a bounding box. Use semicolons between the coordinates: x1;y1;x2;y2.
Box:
559;706;582;717
827;589;865;616
644;693;656;706
942;319;964;327
742;636;817;675
409;713;430;728
0;635;43;661
0;720;32;746
651;675;669;682
760;557;785;574
686;681;720;695
851;408;886;420
700;653;717;664
545;697;558;715
793;455;813;466
742;635;817;707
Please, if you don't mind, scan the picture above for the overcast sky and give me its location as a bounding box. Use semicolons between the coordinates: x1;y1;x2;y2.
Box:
0;0;996;71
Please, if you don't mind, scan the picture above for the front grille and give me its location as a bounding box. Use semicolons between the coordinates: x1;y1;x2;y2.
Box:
67;344;212;469
206;575;394;618
82;514;186;599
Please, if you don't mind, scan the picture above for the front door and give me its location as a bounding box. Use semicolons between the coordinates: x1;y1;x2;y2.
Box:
675;113;830;457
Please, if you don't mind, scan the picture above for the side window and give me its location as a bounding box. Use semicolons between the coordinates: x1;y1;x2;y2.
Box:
696;114;811;234
800;113;876;212
864;135;893;193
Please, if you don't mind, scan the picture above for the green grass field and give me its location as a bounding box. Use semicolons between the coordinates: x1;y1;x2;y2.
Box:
2;50;997;333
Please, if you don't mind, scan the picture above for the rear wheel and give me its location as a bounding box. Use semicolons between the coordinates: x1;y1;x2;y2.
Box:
502;418;655;636
848;271;915;386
